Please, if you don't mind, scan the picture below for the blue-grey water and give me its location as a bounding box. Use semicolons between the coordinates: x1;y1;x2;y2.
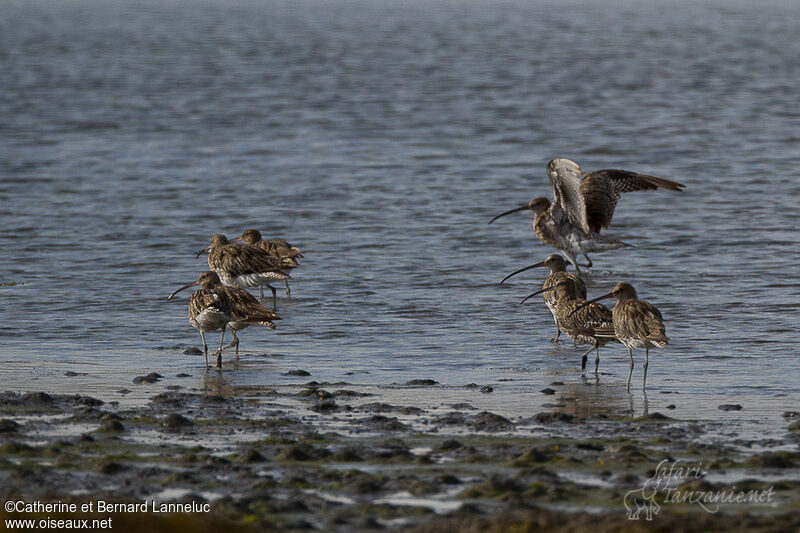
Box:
1;0;799;442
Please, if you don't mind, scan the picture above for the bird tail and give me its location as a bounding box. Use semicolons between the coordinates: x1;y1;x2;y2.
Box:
281;257;299;268
243;305;281;326
247;312;280;328
647;333;669;347
584;232;634;251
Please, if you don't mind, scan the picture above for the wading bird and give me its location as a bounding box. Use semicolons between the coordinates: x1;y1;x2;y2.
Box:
521;278;616;373
196;234;291;310
573;282;669;391
231;229;302;297
501;254;586;342
489;158;685;271
168;271;233;369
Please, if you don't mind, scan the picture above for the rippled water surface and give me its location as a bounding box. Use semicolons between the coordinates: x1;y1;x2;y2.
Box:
1;0;799;439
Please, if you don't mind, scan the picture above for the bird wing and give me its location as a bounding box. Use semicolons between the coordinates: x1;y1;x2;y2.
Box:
221;244;286;276
223;286;260;306
616;299;667;344
262;239;304;260
561;299;613;331
569;273;587;300
189;288;232;318
639;300;669;344
224;286;281;323
548;161;590;234
580;169;685;232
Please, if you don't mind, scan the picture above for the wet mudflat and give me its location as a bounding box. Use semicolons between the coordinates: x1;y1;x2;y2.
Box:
2;378;799;532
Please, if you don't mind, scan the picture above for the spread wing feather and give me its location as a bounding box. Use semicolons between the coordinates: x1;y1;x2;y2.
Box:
549;161;590;234
580;169;685;233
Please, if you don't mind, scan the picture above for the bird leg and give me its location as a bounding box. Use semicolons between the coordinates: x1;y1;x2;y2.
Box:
567;252;591;270
642;349;649;390
550;317;561;342
215;328;226;369
269;285;278;310
642;391;650;416
259;286;264;299
222;329;240;359
580;344;595;371
285;280;291;298
626;349;634;392
594;344;600;374
199;331;209;368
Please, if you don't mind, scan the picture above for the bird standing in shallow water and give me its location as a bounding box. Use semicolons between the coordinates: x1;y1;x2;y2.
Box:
576;282;669;391
489;158;685;272
197;234;291;310
167;271;232;369
521;278;616;373
231;229;302;297
501;253;586;342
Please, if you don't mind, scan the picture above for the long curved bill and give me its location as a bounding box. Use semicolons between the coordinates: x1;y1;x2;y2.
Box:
229;236;244;243
520;284;558;305
195;245;210;259
488;204;530;224
167;280;199;300
568;291;614;317
500;260;546;285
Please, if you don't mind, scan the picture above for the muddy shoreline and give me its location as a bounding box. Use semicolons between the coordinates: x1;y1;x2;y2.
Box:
1;380;799;532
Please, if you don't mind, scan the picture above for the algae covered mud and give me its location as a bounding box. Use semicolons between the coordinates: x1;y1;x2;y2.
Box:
1;378;799;531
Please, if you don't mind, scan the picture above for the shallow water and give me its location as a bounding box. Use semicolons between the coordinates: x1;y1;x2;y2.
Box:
1;0;799;443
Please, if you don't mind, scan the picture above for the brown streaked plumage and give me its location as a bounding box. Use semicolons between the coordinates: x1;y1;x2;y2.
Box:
500;254;586;342
577;282;669;391
521;278;617;373
196;234;291;310
489;158;685;271
167;271;233;369
222;284;281;358
231;229;303;298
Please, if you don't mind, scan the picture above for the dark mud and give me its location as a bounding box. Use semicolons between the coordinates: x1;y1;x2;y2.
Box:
1;386;799;532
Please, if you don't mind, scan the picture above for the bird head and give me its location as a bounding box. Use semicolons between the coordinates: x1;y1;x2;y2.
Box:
231;229;261;245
